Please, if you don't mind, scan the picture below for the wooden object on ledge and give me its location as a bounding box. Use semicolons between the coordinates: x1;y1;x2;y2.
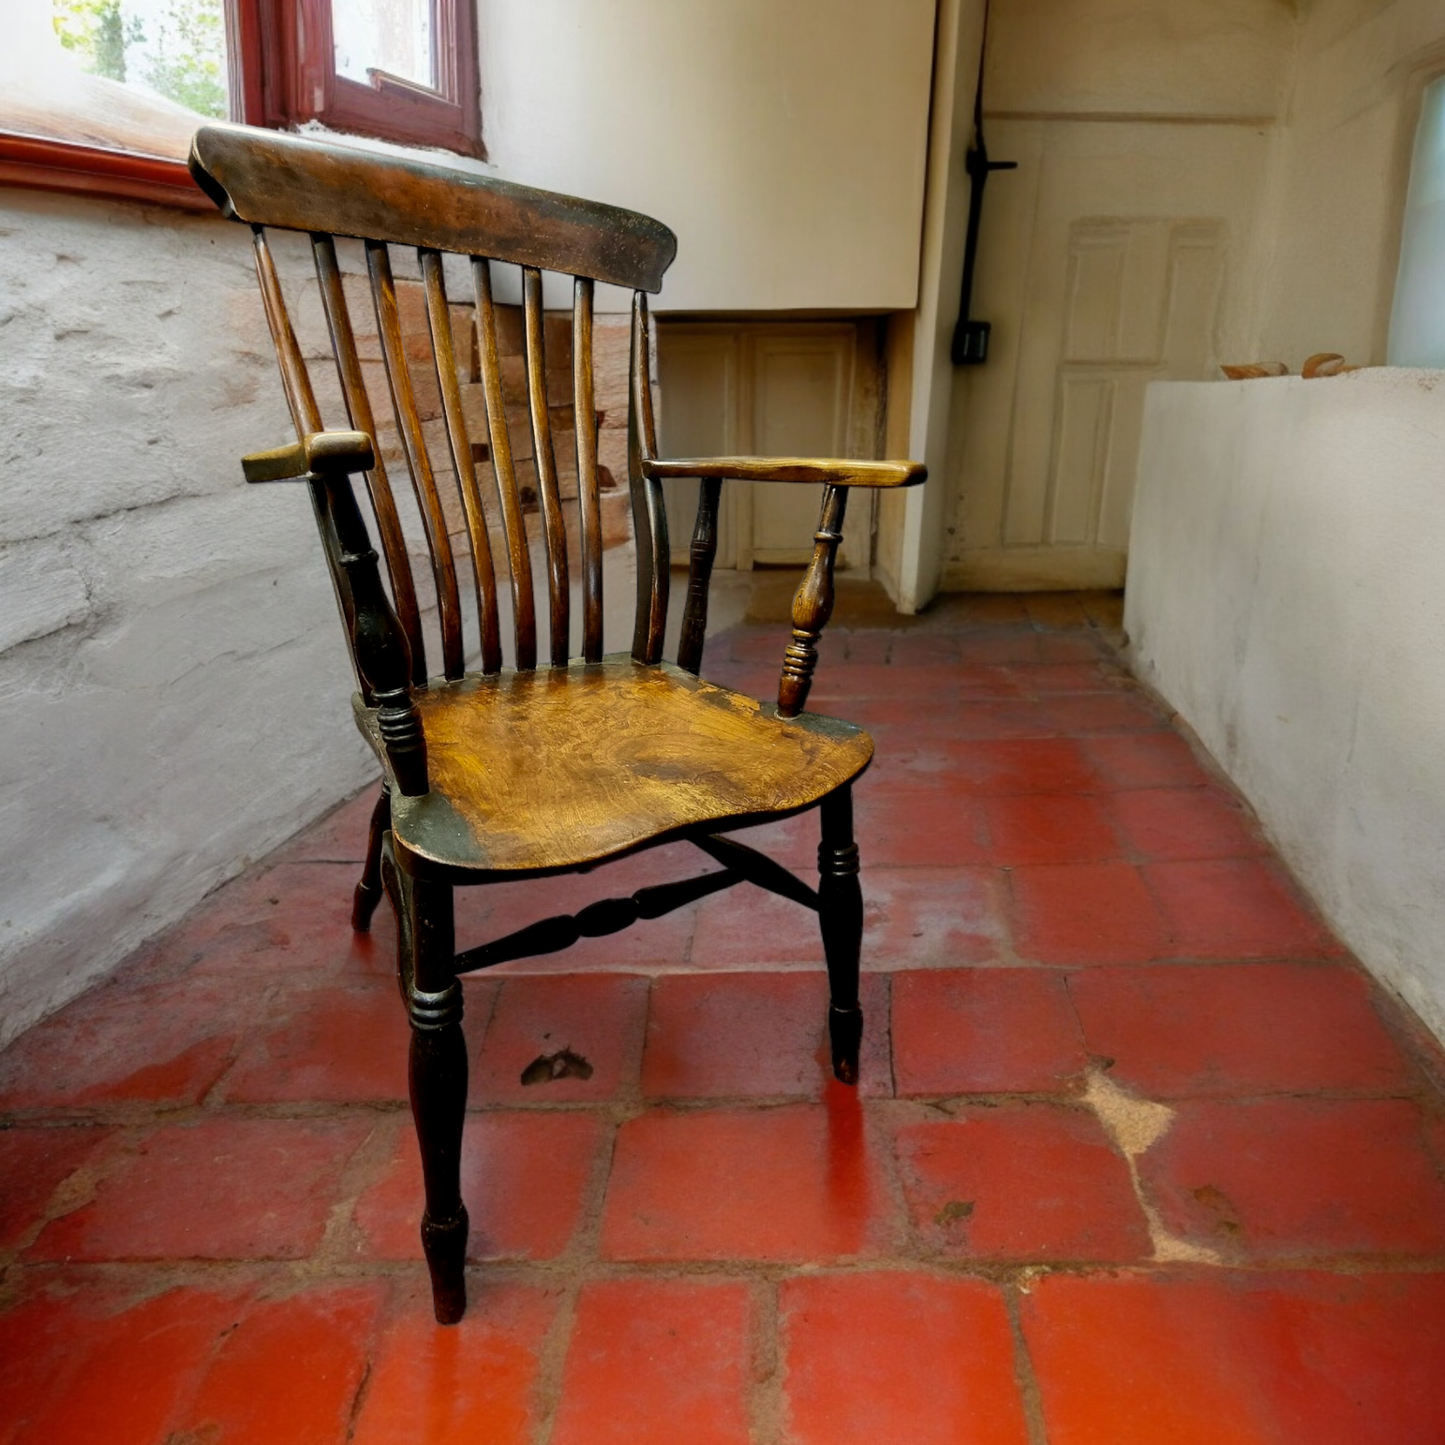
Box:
187;122;924;1326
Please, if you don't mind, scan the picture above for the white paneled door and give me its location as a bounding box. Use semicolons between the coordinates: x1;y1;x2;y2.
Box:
655;321;881;570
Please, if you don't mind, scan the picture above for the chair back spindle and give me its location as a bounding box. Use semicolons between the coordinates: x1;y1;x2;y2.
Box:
573;277;604;663
367;240;467;681
190;125;680;687
312;234;428;685
522;266;571;666
420;249;504;674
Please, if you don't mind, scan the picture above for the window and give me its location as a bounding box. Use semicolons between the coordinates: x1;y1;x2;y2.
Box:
244;0;482;158
1389;75;1445;366
0;0;481;213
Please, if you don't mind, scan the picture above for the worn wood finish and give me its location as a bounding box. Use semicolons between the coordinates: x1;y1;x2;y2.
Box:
676;478;722;675
573;277;603;664
523;266;571;667
629;293;668;664
456;867;741;971
359;659;873;873
818;785;864;1084
472;258;538;672
421;248;503;674
644;456;927;488
778;486;849;718
368;241;466;681
190;125;677;292
194;126;937;1323
384;842;469;1323
312;235;427;686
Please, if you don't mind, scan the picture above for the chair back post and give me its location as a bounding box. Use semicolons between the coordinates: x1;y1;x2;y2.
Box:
629;291;669;663
676;478;722;675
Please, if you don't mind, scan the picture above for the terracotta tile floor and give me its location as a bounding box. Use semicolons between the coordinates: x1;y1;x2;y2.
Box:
5;591;1445;1442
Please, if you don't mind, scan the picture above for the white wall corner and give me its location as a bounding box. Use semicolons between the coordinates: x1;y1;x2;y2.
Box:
887;0;987;614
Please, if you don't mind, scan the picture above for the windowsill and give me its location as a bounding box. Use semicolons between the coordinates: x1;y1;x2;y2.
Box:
0;59;212;213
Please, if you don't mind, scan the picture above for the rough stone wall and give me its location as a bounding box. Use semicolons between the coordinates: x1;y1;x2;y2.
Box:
0;191;638;1048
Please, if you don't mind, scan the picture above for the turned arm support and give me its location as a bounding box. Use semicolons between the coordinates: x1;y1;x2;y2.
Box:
646;455;926;704
241;428;429;796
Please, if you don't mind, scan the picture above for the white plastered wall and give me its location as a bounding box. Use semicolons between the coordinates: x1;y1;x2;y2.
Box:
477;0;937;315
1127;371;1445;1040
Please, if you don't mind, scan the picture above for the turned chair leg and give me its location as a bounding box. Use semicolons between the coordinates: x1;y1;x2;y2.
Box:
818;785;864;1085
351;786;391;932
398;867;469;1323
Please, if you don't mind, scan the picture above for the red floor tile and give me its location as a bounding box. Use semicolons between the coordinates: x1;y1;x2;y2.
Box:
1011;660;1129;694
1139;1098;1445;1258
1147;858;1338;958
176;1284;384;1444
601;1100;893;1261
642;971;890;1100
0;1125;113;1249
1082;731;1212;788
811;662;973;701
895;1106;1150;1261
781;1272;1030;1445
550;1278;754;1445
1;1281;251;1445
223;982;417;1104
892;969;1087;1095
1110;786;1264;860
472;974;648;1103
984;793;1123;864
0;975;244;1111
888;633;963;665
29;1115;371;1261
954;631;1047;665
856;782;993;867
865;866;1010;967
1021;1269;1445;1445
687;881;838;966
941;738;1102;795
350;1283;559;1445
353;1110;606;1261
1069;963;1416;1096
1010;862;1171;965
180;862;390;979
1043;692;1165;734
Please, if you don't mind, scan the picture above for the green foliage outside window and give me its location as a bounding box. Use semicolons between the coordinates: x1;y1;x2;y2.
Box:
52;0;228;119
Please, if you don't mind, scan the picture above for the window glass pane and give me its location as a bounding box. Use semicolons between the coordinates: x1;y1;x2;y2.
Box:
1389;77;1445;366
50;0;229;120
332;0;434;90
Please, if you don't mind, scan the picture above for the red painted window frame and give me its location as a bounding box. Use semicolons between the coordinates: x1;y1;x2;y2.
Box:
0;0;482;212
238;0;484;159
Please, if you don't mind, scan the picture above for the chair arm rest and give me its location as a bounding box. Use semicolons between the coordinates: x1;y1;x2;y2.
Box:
242;430;375;483
642;456;926;488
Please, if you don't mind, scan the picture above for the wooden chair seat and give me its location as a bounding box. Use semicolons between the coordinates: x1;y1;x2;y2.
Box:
360;658;873;874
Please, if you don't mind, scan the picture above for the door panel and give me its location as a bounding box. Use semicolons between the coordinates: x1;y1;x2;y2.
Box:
656;321;878;570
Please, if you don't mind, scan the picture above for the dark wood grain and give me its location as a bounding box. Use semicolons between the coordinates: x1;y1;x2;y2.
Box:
523;266;570;667
472;258;537;672
818;785;863;1084
368;241;466;680
573;277;604;664
777;486;848;719
421;248;503;674
190;124;677;291
629;292;668;665
676;477;721;675
312;236;427;685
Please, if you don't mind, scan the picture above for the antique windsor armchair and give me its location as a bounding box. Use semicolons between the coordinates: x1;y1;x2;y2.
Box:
188;124;925;1323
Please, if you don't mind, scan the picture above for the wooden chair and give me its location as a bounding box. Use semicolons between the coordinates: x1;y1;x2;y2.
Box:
187;124;926;1323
